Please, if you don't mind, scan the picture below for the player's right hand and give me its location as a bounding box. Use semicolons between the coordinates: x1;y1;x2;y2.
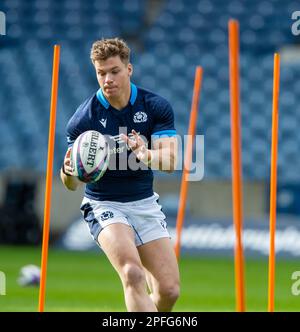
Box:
63;147;75;176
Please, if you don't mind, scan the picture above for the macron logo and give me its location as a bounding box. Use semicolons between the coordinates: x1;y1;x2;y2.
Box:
99;118;107;128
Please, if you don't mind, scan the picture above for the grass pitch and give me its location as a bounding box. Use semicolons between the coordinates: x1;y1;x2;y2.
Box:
0;245;299;312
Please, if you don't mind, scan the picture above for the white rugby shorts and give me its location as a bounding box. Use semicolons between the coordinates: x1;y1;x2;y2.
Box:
80;193;170;247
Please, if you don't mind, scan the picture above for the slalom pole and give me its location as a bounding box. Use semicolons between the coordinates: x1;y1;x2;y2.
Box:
268;53;280;312
174;66;203;260
38;45;60;312
228;19;246;312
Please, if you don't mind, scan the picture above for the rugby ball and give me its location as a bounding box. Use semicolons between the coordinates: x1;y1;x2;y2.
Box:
17;264;40;287
71;130;109;183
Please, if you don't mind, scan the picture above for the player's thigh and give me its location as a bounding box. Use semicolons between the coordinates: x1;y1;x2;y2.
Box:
98;223;143;274
137;238;180;291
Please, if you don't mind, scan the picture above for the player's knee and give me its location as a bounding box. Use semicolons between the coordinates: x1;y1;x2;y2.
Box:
122;263;145;288
158;282;180;304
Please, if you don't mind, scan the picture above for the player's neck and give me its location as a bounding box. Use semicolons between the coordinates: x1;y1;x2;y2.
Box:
106;83;131;111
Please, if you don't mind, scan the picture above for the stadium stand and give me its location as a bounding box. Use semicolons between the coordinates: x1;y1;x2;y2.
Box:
0;0;299;181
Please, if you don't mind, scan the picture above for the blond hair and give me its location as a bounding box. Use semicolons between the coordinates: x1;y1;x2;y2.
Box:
90;38;130;64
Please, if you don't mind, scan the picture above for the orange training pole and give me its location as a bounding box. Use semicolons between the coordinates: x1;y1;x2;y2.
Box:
228;19;246;312
174;66;203;260
39;45;60;312
268;53;280;312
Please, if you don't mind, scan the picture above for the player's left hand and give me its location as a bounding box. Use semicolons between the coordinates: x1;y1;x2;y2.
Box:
121;130;151;164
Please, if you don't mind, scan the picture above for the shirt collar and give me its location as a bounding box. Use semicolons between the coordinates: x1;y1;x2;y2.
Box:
96;82;137;109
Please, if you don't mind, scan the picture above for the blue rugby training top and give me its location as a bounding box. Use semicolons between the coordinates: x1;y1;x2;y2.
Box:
66;83;176;202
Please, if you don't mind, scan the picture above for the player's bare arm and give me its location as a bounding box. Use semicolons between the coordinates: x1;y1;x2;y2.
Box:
60;147;82;191
123;129;177;173
151;135;177;172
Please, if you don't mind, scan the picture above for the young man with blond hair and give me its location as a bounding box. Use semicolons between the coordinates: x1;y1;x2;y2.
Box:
61;38;179;312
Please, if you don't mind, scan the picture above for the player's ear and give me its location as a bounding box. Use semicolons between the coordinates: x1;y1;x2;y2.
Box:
128;63;133;77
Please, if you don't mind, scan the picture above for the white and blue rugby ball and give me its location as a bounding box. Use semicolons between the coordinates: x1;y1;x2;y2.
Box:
71;130;109;183
18;264;40;287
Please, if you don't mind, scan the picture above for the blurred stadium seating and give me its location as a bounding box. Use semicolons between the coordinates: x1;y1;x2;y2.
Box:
0;0;299;182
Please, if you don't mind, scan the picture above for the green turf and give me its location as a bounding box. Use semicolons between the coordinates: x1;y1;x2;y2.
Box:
0;245;299;311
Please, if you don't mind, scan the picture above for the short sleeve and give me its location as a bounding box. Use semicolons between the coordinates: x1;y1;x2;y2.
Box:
66;117;82;148
151;97;176;139
66;100;91;147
